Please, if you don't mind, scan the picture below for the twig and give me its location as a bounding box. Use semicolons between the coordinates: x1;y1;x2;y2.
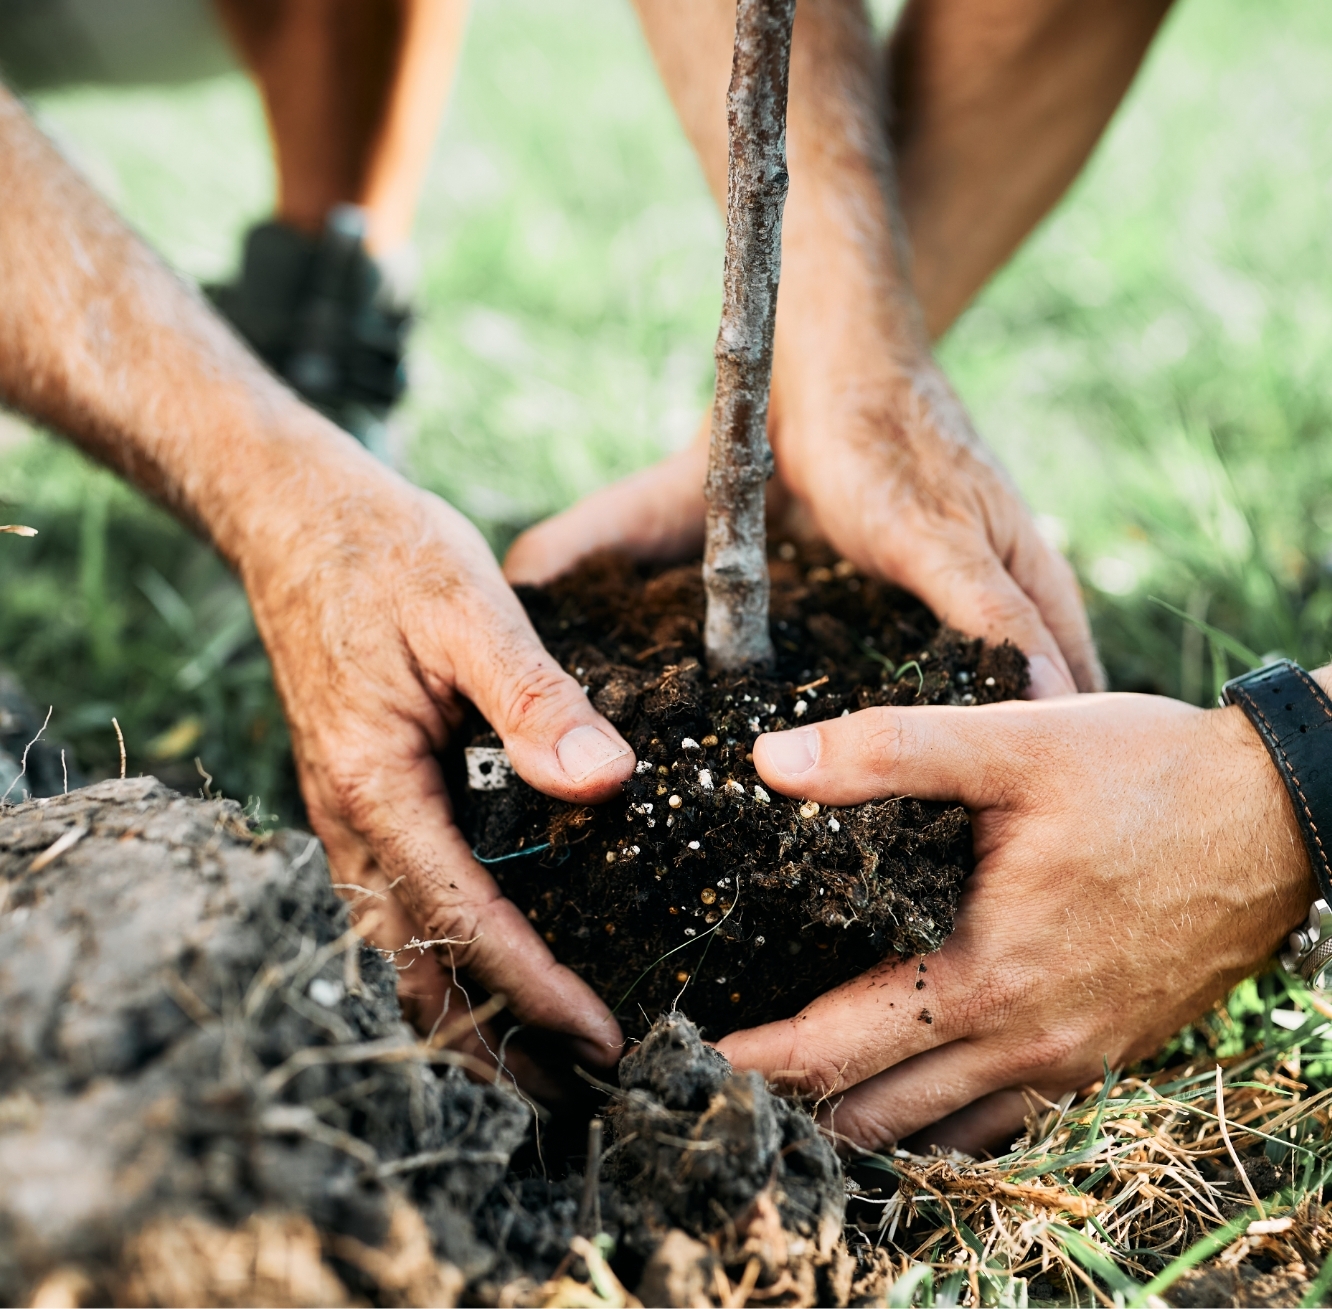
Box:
426;990;509;1051
111;716;126;779
259;1103;379;1169
702;0;796;672
793;675;829;694
1;704;52;804
377;1144;514;1179
28;823;88;873
161;967;218;1026
260;1035;495;1097
577;1118;604;1237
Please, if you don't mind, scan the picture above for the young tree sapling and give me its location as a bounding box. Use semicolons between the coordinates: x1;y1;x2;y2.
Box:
702;0;796;673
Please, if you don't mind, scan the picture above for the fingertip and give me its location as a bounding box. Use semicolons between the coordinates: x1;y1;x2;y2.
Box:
573;1031;623;1069
554;723;634;796
1025;653;1076;700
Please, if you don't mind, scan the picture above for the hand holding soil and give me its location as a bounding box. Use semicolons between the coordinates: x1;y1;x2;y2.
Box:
238;455;634;1064
0;84;634;1069
733;680;1320;1153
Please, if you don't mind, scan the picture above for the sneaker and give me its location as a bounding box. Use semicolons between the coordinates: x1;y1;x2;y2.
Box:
208;206;410;458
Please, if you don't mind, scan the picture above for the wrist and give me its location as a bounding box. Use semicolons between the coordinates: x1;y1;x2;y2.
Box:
191;402;394;573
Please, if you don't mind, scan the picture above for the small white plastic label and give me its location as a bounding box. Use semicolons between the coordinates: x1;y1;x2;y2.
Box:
465;746;514;791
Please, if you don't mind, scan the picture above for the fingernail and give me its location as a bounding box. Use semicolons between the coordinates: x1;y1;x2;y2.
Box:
556;724;629;783
1027;654;1076;699
760;727;818;775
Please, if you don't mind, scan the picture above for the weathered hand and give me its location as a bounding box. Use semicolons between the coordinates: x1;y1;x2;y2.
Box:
0;83;629;1065
238;445;634;1065
761;347;1101;697
724;685;1318;1153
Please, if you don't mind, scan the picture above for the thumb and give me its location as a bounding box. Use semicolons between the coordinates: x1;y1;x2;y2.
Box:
752;702;1031;810
448;593;636;804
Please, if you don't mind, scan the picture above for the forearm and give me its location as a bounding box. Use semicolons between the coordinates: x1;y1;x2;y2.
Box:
889;0;1172;337
0;85;378;571
635;0;929;369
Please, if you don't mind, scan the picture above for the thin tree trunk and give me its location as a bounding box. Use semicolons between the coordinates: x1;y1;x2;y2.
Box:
703;0;796;673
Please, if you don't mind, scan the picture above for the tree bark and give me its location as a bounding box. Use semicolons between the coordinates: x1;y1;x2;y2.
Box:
703;0;796;673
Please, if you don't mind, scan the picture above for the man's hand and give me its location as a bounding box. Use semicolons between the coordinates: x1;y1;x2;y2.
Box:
724;685;1318;1154
506;361;1099;699
239;449;633;1063
0;85;630;1067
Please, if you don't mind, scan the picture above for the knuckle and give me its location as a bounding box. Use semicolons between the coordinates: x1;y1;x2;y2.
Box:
832;1096;907;1152
965;963;1030;1033
321;762;379;830
851;709;906;780
419;899;487;968
756;1023;849;1099
1017;1027;1085;1081
497;657;578;737
802;1048;857;1100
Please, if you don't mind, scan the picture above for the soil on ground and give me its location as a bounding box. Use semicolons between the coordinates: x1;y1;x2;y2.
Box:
457;546;1027;1040
0;781;857;1306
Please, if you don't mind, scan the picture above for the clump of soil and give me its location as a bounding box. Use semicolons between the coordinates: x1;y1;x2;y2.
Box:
0;778;524;1304
458;546;1026;1038
609;1013;841;1246
0;781;858;1306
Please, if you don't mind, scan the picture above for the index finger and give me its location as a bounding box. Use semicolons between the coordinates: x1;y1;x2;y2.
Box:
308;747;623;1065
716;949;967;1098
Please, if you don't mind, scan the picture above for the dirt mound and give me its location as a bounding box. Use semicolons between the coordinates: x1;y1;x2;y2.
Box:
0;778;527;1304
459;547;1026;1040
0;782;857;1306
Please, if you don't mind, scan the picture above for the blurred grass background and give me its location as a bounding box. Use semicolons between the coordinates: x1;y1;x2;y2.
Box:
2;0;1332;812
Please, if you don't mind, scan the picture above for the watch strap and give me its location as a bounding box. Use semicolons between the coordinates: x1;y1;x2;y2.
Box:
1222;660;1332;907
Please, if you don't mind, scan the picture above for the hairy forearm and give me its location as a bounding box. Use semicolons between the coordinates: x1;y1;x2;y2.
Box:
889;0;1172;337
635;0;928;363
0;85;375;570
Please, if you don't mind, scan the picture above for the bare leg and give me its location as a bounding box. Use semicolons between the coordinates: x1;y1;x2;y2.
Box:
887;0;1174;338
213;0;467;255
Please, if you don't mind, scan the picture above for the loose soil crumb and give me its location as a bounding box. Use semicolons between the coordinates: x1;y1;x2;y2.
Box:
459;547;1026;1038
1166;1262;1311;1307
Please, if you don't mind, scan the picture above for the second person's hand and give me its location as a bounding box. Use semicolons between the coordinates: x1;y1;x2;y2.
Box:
721;688;1315;1153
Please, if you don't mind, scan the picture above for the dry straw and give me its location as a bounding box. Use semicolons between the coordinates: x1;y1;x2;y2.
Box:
842;976;1332;1306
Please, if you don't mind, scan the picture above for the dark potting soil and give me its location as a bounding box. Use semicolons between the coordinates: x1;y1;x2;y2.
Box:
457;546;1027;1040
0;781;853;1305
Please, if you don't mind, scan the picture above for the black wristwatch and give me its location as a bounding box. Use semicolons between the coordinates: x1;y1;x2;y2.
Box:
1221;660;1332;987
